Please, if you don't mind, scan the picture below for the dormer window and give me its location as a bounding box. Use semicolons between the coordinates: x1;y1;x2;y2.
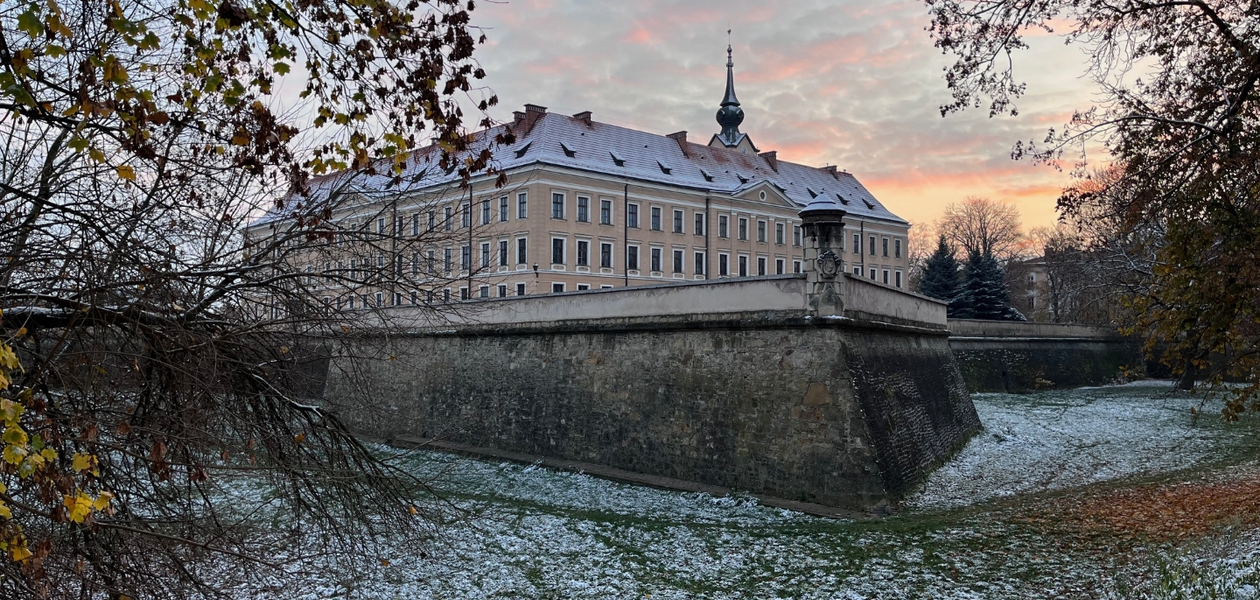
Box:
560;141;576;158
836;193;850;205
657;161;672;175
863;199;875;209
513;142;532;158
700;168;715;182
609;150;625;167
807;188;818;199
736;173;749;184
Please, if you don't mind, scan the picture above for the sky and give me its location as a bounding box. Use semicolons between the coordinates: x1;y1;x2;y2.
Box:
461;0;1100;231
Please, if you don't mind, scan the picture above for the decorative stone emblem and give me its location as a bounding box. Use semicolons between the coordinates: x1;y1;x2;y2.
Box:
816;250;840;280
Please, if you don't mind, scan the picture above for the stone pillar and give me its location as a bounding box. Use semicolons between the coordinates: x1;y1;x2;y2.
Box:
799;198;847;316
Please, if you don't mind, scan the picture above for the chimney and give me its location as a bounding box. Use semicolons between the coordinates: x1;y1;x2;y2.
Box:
821;165;838;179
513;104;548;136
572;110;592;126
666;131;689;156
760;150;778;172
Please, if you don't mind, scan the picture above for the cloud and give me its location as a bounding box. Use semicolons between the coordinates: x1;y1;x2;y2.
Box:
469;0;1099;230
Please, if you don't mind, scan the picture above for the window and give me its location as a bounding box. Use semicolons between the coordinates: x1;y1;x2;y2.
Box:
410;290;418;305
396;216;404;236
650;248;662;272
775;258;784;275
499;196;509;222
427;250;435;275
852;233;860;253
719;253;729;277
375;291;383;306
498;284;508;297
516;282;526;296
552;192;565;219
853;265;862;276
377;218;386;234
738;255;748;277
479;285;490;299
412;213;420;236
393;292;402;306
577;196;590;222
551;238;565;265
600;199;612;225
694;213;705;236
793;225;801;247
627;245;640;270
348;295;355;310
757;257;766;276
738;218;748;240
481;199;491;225
895;239;902;259
869;268;877;280
459;287;468;300
601;284;613;289
694;251;706;275
499;240;509;267
895;271;903;288
673;209;684;233
600;243;613;269
882;269;890;285
650;207;662;231
444;207;453;231
426;290;434;304
480;242;491;268
673;249;684;274
517;192;528;219
628;203;639;228
428;210;436;230
718;215;729;238
551;283;565;294
517;237;527;265
869;235;876;256
577;283;590;291
443;248;452;272
460;245;470;271
576;240;589;266
757;220;767;243
462;202;471;228
882;237;889;257
775;223;785;245
793;260;802;274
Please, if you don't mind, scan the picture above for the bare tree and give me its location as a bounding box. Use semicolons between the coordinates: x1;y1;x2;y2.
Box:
936;196;1025;261
0;0;508;596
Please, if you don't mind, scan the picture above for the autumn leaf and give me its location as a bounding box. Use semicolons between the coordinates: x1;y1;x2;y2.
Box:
116;165;136;181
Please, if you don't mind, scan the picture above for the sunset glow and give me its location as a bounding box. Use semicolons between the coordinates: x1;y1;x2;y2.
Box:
471;0;1099;232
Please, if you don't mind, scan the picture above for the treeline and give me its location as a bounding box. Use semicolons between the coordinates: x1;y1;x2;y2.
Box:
910;196;1128;326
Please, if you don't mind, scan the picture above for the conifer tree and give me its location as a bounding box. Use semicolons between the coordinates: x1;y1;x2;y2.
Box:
960;249;1025;321
918;236;967;317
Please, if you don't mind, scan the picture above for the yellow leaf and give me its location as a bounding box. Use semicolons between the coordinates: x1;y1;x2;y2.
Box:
2;446;26;465
116;165;136;181
10;544;31;561
72;452;94;473
0;344;20;370
0;501;10;519
293;433;305;443
93;491;113;511
39;447;56;461
231;130;250;146
64;492;92;523
2;425;27;447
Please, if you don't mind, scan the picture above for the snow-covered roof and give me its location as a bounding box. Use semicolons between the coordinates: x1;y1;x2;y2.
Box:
256;111;906;226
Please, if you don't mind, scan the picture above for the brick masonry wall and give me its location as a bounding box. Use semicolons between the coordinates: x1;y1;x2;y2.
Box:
325;313;980;511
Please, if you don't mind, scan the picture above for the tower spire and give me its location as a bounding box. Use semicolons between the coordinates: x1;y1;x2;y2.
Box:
715;32;746;148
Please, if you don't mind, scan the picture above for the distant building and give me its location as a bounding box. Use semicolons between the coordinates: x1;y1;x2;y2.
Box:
251;46;911;306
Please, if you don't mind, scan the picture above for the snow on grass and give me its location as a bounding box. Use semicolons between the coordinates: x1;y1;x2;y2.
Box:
236;382;1260;599
905;380;1259;512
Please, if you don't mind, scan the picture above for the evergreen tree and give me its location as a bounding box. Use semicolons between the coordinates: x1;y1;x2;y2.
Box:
918;235;968;318
960;250;1025;321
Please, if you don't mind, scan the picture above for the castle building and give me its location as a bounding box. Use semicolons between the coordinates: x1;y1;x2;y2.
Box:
253;47;910;308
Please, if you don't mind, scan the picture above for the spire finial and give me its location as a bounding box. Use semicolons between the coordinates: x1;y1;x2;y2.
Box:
715;33;745;147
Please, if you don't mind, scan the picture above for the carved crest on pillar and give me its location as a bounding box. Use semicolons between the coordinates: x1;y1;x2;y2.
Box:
816;250;840;280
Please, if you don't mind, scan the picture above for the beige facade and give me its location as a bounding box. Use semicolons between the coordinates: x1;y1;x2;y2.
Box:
297;163;910;305
250;100;912;311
